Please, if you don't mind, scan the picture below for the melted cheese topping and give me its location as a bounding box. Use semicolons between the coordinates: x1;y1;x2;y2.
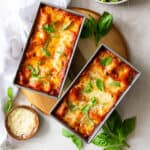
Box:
7;108;36;138
16;6;83;96
55;48;137;138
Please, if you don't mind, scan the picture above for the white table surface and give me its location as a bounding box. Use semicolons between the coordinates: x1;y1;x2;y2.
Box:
4;0;150;150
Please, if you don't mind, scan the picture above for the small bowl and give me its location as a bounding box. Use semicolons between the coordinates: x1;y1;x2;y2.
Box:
96;0;128;5
5;105;39;140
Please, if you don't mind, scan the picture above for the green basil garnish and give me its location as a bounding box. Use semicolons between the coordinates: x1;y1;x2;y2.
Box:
84;81;93;93
27;64;40;77
96;78;104;91
62;21;72;30
81;97;97;124
110;81;121;87
81;97;97;114
43;24;55;33
42;37;51;57
42;48;50;57
100;57;112;66
68;101;78;111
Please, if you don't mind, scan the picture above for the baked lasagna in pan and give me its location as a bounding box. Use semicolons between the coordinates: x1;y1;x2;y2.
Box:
53;46;138;140
15;5;84;97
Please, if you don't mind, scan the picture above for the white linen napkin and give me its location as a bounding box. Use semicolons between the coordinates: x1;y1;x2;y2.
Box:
0;0;71;149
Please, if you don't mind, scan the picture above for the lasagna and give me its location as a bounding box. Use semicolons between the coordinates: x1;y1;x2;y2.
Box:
16;5;83;96
54;47;137;138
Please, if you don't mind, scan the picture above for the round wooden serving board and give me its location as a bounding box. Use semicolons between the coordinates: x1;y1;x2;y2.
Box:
21;7;128;115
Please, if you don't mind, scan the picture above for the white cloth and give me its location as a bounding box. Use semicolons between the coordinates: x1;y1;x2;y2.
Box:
0;0;71;149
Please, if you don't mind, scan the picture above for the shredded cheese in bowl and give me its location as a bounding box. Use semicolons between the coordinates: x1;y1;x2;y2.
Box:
6;106;39;140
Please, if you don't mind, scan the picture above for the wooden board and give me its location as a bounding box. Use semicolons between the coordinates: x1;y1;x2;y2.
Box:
21;7;128;115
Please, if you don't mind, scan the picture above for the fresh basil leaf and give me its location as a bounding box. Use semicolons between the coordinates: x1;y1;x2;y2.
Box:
100;57;112;66
88;15;97;32
62;128;73;138
72;135;83;150
62;128;83;150
80;18;93;38
97;12;113;36
109;81;121;87
88;15;100;44
96;78;104;91
84;81;93;93
42;48;50;57
118;117;136;141
43;24;55;33
102;124;110;134
5;100;13;113
106;110;122;134
62;21;72;30
5;87;14;113
92;133;119;147
81;15;97;38
92;132;129;150
7;87;13;100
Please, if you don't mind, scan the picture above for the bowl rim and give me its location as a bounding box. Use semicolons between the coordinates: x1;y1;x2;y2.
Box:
96;0;128;5
5;105;40;141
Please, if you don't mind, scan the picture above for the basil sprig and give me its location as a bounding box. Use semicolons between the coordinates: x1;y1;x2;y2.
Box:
92;110;136;150
62;128;83;150
81;12;113;45
5;87;14;113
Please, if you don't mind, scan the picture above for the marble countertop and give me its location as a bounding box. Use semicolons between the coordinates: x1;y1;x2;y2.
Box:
7;0;150;150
